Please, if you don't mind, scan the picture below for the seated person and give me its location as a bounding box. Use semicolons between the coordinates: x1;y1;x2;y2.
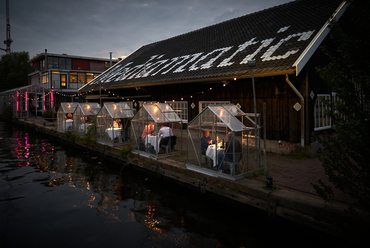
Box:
201;130;212;155
85;116;90;123
158;124;176;149
217;132;242;172
141;123;154;141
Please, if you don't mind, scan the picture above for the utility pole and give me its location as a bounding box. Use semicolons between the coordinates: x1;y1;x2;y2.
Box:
0;0;12;54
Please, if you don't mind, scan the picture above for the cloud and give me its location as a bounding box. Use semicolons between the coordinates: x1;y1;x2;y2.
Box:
0;0;291;59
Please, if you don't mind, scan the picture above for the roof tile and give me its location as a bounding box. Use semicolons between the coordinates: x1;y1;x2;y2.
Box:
81;0;344;91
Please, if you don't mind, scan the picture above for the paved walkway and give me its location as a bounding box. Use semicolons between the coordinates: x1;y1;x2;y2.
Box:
257;153;357;205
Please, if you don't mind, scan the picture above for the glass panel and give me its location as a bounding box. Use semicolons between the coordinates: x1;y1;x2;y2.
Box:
187;104;260;178
130;103;183;157
86;73;94;83
42;72;49;84
70;72;78;83
66;58;72;70
59;58;66;69
156;103;182;122
73;103;101;135
208;105;248;131
57;102;78;132
168;102;187;120
145;104;167;123
96;102;134;146
105;102;134;119
61;75;67;87
78;73;85;84
48;57;58;69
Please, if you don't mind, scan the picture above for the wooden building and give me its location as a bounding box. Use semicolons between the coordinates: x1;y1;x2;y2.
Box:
79;0;348;151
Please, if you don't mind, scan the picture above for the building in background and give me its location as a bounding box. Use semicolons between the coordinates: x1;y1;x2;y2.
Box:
28;50;119;106
0;51;118;118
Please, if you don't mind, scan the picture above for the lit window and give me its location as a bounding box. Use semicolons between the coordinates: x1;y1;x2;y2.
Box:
70;72;78;83
86;73;94;83
42;73;49;84
78;73;85;84
61;74;67;87
169;101;188;123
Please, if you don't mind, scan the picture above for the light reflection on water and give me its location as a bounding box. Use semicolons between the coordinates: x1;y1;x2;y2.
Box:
0;122;347;248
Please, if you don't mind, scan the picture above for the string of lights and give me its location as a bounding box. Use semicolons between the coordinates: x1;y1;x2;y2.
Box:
2;78;235;105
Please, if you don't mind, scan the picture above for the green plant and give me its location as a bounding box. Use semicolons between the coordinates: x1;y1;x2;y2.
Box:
120;144;132;158
313;0;370;212
64;130;78;142
81;124;96;146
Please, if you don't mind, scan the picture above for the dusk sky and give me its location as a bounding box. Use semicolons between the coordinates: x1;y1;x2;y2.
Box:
0;0;292;60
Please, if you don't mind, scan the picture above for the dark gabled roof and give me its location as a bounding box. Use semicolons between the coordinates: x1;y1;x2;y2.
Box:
80;0;346;92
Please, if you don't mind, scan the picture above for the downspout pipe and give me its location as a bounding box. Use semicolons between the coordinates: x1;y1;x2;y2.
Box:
285;74;305;147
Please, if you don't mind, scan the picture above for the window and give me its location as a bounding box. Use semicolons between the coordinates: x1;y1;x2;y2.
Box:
314;93;343;131
199;101;230;112
78;73;86;84
31;74;39;85
314;95;331;131
59;58;66;69
40;59;45;70
86;73;94;83
168;101;188;123
42;72;49;84
51;71;60;88
48;57;58;69
61;74;67;87
70;72;78;83
66;58;72;70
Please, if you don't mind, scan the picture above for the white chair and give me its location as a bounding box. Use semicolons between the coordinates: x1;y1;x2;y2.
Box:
201;154;212;168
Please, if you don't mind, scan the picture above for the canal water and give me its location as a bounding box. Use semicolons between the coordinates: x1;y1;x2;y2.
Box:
0;121;348;248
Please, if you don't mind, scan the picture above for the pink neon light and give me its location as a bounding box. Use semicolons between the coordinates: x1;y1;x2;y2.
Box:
51;91;54;109
17;92;19;112
25;92;28;111
44;92;46;111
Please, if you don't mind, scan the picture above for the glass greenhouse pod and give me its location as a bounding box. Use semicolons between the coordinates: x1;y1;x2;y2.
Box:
96;102;134;147
73;103;101;135
131;103;183;159
186;104;261;181
57;102;78;133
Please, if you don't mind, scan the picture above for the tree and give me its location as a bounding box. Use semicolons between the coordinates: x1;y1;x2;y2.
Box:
315;0;370;210
0;51;31;92
314;0;370;244
314;0;370;242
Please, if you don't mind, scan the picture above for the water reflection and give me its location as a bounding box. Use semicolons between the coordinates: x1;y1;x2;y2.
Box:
0;122;349;248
